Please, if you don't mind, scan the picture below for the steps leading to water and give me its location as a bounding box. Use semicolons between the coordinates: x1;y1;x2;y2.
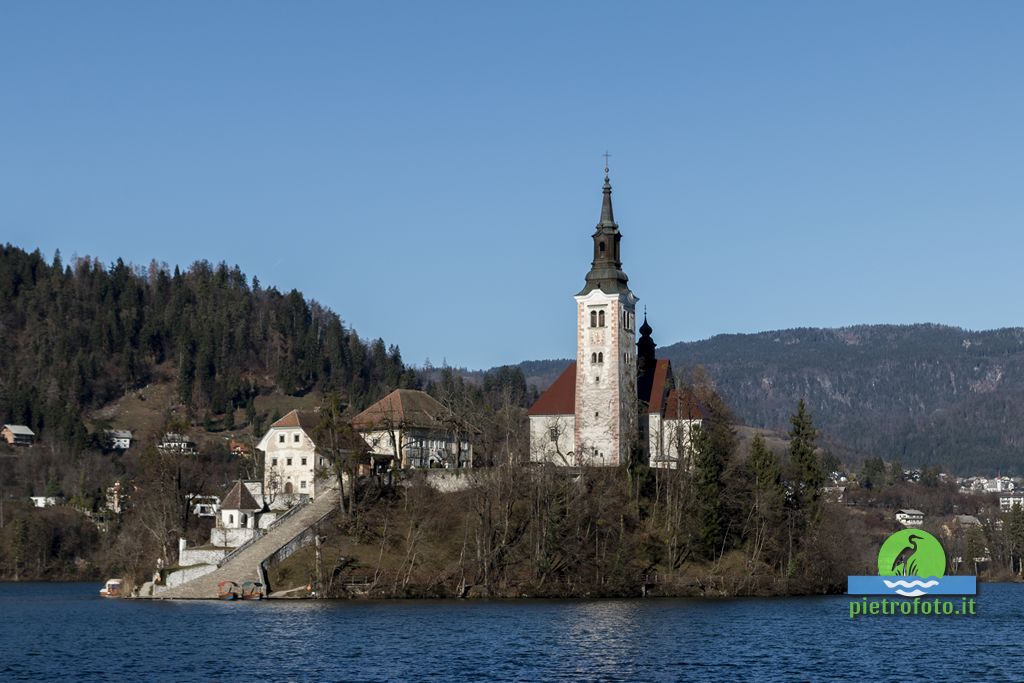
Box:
151;488;340;599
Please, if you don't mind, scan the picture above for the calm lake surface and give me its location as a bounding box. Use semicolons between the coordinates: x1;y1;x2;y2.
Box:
1;582;1022;681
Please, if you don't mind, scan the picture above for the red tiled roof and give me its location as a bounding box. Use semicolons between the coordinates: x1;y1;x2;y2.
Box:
268;409;370;451
221;480;261;511
663;388;705;420
270;409;321;431
646;359;672;414
352;389;457;430
527;362;577;416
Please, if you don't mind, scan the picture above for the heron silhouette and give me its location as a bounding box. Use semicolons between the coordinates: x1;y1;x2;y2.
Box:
890;534;923;576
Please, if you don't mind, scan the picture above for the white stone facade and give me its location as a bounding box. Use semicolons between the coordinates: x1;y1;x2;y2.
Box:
361;428;471;469
257;423;332;509
574;288;637;466
648;416;700;469
529;414;576;465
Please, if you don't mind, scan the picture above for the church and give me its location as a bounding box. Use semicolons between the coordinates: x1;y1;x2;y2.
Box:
527;168;704;468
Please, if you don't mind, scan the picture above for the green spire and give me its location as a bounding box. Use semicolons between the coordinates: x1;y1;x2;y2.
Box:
577;163;632;296
598;167;616;228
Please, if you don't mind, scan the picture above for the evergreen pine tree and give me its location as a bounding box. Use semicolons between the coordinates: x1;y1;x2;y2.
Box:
1009;503;1024;576
690;423;724;560
789;399;823;516
747;434;785;568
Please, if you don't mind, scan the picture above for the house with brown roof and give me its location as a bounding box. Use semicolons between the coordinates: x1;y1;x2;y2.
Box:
352;389;473;469
257;410;337;508
211;480;263;547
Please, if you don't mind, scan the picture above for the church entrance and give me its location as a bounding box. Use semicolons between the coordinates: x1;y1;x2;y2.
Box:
284;482;293;494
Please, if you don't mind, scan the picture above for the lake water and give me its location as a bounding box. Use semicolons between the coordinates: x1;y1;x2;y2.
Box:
0;582;1021;681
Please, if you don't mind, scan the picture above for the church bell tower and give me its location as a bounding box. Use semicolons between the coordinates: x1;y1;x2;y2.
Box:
573;165;638;466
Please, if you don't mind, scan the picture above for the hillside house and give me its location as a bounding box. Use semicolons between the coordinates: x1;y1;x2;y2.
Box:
159;433;196;454
257;410;369;509
104;429;133;450
228;439;253;457
106;481;127;514
1000;493;1024;513
353;389;473;469
30;496;62;508
895;509;924;528
189;494;221;518
2;424;35;447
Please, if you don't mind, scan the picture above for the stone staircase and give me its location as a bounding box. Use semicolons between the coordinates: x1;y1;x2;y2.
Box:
153;488;341;599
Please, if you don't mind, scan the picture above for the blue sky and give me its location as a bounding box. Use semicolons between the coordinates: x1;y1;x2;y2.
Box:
4;2;1024;369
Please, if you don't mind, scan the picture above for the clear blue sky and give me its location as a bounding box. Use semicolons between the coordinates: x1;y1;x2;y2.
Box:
4;2;1024;369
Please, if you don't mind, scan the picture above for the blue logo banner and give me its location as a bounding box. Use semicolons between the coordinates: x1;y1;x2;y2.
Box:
847;575;976;596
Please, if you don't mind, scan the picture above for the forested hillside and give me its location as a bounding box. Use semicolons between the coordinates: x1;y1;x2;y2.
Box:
658;325;1024;474
0;245;537;581
0;245;418;448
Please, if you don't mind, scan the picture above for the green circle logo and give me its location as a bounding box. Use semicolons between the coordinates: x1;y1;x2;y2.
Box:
877;529;946;578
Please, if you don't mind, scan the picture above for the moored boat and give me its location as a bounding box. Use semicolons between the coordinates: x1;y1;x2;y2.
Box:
241;581;264;600
99;578;123;598
218;581;240;600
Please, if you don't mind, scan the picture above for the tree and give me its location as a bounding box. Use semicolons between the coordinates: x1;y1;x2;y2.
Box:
788;399;823;515
314;393;370;516
888;458;905;486
784;399;824;575
1008;503;1024;576
747;434;785;566
690;424;723;559
860;457;887;490
9;517;28;581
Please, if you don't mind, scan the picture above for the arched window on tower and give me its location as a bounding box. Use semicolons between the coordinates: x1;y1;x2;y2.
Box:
598;352;603;363
591;352;597;363
599;241;606;254
590;311;597;327
598;310;605;327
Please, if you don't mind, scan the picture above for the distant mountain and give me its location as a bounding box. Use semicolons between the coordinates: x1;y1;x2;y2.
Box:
510;324;1024;475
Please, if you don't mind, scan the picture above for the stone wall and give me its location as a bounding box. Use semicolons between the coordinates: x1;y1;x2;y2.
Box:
209;527;259;548
161;563;217;591
419;469;483;493
179;546;230;567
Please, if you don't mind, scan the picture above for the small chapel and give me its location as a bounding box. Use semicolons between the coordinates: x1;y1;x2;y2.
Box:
528;167;704;468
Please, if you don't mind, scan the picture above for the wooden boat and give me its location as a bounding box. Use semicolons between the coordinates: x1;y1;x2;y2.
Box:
241;581;264;600
99;578;123;598
217;581;240;601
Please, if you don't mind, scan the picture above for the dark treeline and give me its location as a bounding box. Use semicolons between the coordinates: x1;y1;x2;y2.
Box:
0;245;418;447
